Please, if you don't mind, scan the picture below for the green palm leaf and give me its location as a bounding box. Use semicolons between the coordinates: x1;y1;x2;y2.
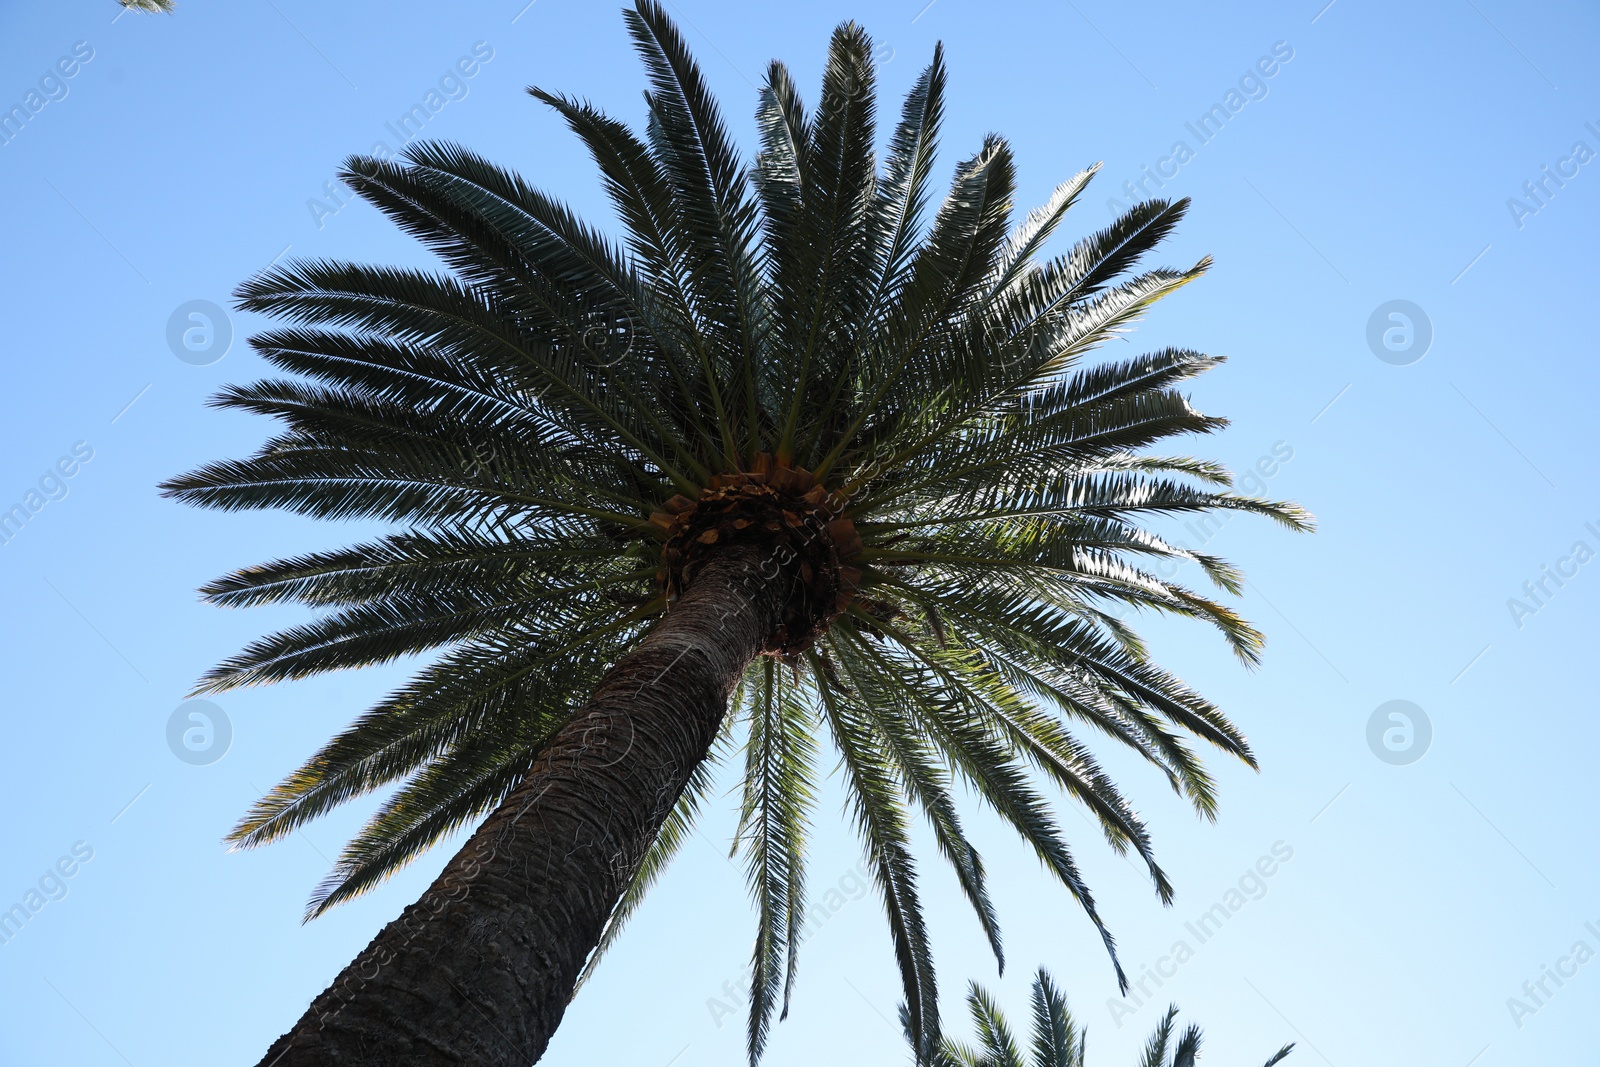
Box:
928;968;1293;1067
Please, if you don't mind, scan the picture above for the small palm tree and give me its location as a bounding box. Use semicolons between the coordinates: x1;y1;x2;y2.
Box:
163;3;1309;1064
930;969;1293;1067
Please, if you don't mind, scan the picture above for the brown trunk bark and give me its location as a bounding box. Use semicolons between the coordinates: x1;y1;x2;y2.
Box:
257;544;787;1066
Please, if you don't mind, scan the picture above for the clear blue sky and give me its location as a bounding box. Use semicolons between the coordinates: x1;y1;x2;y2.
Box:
2;1;1596;1064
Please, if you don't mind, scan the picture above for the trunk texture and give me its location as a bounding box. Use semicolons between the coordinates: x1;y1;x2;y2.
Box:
258;544;786;1066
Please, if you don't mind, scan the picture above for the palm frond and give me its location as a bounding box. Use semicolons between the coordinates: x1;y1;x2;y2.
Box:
933;970;1291;1067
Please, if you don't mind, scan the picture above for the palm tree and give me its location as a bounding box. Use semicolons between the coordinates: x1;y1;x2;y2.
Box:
930;969;1293;1067
118;0;176;13
162;3;1309;1064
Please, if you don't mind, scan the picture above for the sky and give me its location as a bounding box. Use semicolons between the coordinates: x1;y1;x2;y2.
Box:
1;1;1596;1065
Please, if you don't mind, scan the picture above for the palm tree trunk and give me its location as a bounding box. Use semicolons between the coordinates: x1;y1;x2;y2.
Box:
256;543;787;1066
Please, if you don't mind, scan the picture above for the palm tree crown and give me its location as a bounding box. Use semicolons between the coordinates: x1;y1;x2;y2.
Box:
931;969;1293;1067
163;4;1309;1061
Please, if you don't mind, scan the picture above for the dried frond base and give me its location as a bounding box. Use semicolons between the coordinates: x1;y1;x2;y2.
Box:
653;455;862;656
